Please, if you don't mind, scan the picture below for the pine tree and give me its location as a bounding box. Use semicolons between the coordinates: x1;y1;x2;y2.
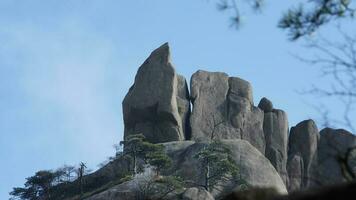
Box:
120;134;147;175
194;140;239;192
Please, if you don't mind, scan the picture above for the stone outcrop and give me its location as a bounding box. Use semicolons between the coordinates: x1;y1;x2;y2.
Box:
260;97;289;185
190;70;265;153
287;154;304;192
287;120;320;191
122;43;190;143
258;97;273;112
164;140;288;198
117;43;356;197
317;128;356;185
49;43;356;200
85;180;137;200
182;187;214;200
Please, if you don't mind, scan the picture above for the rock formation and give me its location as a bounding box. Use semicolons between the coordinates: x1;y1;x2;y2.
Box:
317;128;356;185
164;140;287;198
287;120;320;191
190;70;265;154
182;187;215;200
122;43;190;143
259;97;289;185
82;43;356;200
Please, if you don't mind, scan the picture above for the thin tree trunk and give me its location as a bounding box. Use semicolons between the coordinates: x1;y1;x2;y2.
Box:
133;155;137;175
205;159;210;191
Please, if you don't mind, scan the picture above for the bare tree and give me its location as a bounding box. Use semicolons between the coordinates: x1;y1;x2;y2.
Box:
210;0;264;28
296;29;356;133
208;114;225;140
279;0;356;40
77;162;87;199
210;0;355;40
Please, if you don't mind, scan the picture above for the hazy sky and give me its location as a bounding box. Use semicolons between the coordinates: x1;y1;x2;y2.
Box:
0;1;354;199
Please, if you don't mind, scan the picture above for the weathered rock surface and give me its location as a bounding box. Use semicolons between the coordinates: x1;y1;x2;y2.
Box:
190;70;265;153
182;187;214;200
53;44;356;200
85;180;137;200
287;154;304;192
176;75;191;140
261;98;289;186
122;43;190;143
316;128;356;185
258;97;273;112
164;140;287;198
287;120;320;191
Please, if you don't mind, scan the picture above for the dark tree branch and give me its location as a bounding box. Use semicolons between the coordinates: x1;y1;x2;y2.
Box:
295;30;356;133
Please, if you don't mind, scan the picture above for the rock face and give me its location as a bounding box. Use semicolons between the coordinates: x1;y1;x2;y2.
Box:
287;154;304;192
190;70;265;153
287;120;320;191
176;75;192;140
258;97;273;112
122;43;190;143
317;128;356;185
260;97;289;185
51;43;356;200
116;43;356;197
85;180;137;200
182;187;214;200
164;140;287;198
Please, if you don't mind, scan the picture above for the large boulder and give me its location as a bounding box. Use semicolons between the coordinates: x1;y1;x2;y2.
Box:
287;120;320;191
164;140;287;198
260;97;289;185
122;43;190;143
85;180;137;200
317;128;356;185
182;187;214;200
190;70;265;153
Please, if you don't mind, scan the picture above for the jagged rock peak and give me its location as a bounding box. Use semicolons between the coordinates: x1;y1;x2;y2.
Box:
145;42;171;64
122;43;190;143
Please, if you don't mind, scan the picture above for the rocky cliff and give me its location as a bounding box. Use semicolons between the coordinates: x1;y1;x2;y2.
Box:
87;43;356;200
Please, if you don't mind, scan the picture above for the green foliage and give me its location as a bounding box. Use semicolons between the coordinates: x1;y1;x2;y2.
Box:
120;134;173;176
212;0;355;40
194;140;239;192
214;0;264;29
154;176;185;199
135;175;184;200
279;0;355;40
121;134;183;199
10;170;57;200
120;175;133;182
120;134;148;174
146;144;172;176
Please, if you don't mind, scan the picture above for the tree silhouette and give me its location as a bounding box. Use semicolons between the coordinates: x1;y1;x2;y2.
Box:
194;140;239;192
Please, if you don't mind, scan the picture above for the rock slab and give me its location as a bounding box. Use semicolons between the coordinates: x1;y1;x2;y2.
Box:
190;70;265;153
260;97;289;186
317;128;356;185
182;187;214;200
122;43;190;143
164;140;287;198
287;120;319;191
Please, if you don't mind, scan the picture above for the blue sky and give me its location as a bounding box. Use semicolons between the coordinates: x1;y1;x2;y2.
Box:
0;0;354;199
